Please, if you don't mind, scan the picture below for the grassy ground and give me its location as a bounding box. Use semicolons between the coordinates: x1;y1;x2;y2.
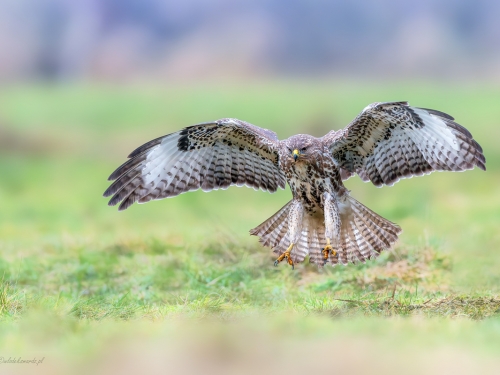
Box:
0;79;499;374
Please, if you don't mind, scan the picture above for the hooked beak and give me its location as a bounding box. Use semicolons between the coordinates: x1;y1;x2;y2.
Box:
293;149;299;161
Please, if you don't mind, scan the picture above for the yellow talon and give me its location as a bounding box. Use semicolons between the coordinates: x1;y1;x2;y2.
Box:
274;243;295;269
322;238;337;259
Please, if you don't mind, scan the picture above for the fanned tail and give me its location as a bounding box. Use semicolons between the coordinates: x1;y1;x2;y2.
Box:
250;200;325;265
250;200;292;250
330;195;402;265
250;196;402;267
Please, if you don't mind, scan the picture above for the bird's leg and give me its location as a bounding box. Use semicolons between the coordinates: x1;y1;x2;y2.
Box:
274;243;295;270
322;193;339;262
322;238;337;259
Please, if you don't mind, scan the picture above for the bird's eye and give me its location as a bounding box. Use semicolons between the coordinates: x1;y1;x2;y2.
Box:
288;148;293;153
300;147;307;153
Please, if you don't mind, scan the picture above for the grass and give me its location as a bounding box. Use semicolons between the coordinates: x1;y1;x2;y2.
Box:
0;79;499;373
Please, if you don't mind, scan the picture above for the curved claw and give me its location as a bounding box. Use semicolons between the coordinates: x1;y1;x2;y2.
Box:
322;245;337;260
273;243;295;269
322;238;337;261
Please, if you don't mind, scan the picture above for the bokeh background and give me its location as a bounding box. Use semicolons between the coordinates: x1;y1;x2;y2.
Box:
0;1;499;374
2;0;500;82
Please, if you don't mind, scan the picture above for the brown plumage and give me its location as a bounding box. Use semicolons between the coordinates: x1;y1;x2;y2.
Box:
104;102;485;268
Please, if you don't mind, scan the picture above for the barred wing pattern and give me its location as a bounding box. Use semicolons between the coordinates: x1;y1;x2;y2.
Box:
104;118;286;210
326;102;486;187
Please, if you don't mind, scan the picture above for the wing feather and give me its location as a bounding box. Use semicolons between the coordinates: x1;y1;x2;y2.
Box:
104;118;285;210
326;102;485;187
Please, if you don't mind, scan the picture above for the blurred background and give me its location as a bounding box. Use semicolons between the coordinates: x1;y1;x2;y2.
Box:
1;0;500;82
0;1;499;374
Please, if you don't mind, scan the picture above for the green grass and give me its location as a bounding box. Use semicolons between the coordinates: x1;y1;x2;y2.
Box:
0;79;499;373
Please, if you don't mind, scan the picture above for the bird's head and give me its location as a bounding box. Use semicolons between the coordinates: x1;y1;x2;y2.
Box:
283;135;320;163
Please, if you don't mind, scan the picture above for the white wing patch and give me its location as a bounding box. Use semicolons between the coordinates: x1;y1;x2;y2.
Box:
104;119;286;210
412;108;460;151
328;102;485;187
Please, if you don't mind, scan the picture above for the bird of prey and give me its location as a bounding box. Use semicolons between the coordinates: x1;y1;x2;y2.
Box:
104;102;485;268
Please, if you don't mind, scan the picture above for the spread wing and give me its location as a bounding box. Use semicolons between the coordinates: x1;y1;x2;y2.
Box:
324;102;486;187
104;118;286;210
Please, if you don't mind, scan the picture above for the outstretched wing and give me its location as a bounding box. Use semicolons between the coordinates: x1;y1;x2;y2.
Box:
104;118;286;210
325;102;486;187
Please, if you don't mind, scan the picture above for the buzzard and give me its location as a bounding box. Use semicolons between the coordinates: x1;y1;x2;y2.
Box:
104;102;485;268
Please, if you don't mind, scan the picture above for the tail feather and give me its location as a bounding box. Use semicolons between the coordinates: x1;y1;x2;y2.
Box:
349;220;371;261
334;195;402;265
308;226;328;265
351;201;400;243
250;200;317;264
250;201;291;248
250;196;402;267
339;222;352;265
353;216;385;257
352;207;392;248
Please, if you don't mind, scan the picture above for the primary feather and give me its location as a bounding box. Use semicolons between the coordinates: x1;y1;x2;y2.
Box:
324;102;485;187
104;118;286;210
